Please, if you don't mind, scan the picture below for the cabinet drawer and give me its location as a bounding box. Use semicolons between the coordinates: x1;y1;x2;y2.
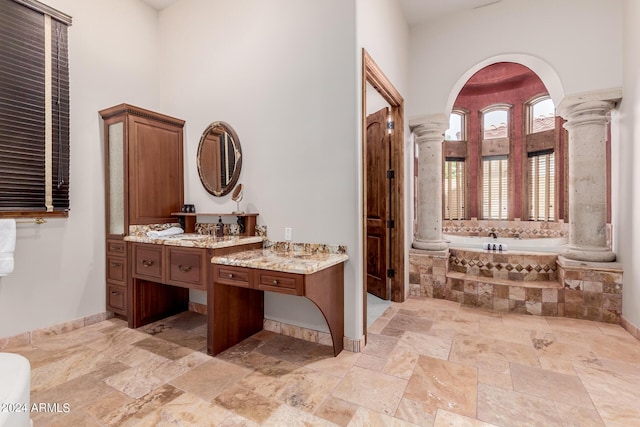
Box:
107;284;127;314
214;265;252;288
256;270;303;296
107;239;126;256
166;247;206;290
106;256;126;283
132;243;163;280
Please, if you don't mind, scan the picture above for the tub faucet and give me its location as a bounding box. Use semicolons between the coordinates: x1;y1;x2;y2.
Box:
488;232;498;239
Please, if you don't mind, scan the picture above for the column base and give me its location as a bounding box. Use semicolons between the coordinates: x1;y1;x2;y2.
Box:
412;239;449;251
564;245;616;262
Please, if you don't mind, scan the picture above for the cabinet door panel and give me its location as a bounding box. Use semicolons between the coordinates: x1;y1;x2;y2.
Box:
128;116;184;224
107;256;126;283
107;284;127;314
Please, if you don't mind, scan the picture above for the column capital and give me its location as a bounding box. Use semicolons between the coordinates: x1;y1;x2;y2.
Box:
558;88;622;127
409;113;449;143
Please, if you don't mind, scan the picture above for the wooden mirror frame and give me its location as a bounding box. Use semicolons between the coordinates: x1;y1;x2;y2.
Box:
196;121;242;197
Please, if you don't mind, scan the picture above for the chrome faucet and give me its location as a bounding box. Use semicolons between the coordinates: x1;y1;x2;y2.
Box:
488;232;498;239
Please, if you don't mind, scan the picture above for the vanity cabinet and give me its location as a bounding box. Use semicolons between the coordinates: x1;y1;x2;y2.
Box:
209;262;345;356
128;240;263;329
99;104;185;318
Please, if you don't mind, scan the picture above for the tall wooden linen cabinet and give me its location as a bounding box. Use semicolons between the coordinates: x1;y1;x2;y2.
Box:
99;104;185;319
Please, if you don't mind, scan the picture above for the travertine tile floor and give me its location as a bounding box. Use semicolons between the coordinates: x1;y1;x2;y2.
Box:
8;296;640;426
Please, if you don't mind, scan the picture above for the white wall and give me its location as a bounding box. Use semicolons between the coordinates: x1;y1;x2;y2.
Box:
408;0;623;117
0;0;161;338
616;0;640;328
157;0;359;337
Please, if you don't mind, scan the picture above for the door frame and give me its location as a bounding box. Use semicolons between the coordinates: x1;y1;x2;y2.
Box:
362;49;405;340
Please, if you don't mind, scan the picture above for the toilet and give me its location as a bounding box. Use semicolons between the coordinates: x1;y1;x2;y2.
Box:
0;353;31;427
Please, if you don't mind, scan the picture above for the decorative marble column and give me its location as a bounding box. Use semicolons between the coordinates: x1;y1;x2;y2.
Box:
410;114;449;251
558;89;622;262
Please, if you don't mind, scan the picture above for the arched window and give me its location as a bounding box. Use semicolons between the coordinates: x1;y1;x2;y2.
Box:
527;96;555;134
445;111;465;141
483;107;508;139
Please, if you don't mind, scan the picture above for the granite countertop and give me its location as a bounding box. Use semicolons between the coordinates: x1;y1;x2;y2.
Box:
124;233;264;249
210;248;349;274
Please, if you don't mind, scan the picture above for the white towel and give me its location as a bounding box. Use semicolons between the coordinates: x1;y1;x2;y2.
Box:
0;219;16;276
146;227;184;238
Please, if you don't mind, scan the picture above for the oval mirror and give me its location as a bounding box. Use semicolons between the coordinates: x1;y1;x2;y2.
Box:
196;121;242;196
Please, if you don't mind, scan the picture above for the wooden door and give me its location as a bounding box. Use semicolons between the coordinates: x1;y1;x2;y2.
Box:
366;107;390;300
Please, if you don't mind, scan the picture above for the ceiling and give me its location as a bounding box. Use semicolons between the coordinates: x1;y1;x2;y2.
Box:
398;0;503;27
141;0;502;27
140;0;178;11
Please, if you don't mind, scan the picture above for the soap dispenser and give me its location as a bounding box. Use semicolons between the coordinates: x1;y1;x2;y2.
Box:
215;217;224;238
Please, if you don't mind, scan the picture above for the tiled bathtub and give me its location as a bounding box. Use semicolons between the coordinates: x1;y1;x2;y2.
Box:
409;244;623;323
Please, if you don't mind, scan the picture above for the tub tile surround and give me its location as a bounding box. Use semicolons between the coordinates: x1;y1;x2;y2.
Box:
410;246;624;325
5;299;640;426
443;218;569;239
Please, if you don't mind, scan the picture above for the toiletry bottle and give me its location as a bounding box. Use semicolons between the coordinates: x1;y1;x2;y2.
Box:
215;217;224;238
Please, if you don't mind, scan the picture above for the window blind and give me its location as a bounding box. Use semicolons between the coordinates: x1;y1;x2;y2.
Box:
444;159;465;220
0;0;71;214
482;156;508;220
528;151;555;221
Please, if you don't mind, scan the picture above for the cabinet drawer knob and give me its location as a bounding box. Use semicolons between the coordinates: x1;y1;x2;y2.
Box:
111;291;119;295
272;280;279;285
141;260;154;267
111;262;122;267
228;273;233;278
178;265;192;272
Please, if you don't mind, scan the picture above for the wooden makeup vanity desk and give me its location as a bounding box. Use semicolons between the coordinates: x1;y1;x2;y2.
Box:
123;231;348;357
209;249;348;356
